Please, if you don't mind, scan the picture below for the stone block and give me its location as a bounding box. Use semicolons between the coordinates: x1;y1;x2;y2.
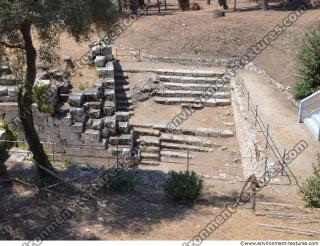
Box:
92;119;103;130
220;130;234;138
115;111;130;122
34;115;48;126
7;86;18;99
66;147;83;157
0;86;8;96
68;93;84;107
71;122;84;133
89;109;101;119
95;56;106;67
83;129;101;144
103;79;115;89
54;114;72;126
102;101;114;116
70;107;86;122
97;62;114;79
104;89;115;101
84;101;102;110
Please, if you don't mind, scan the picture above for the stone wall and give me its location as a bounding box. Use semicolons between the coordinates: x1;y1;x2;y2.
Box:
0;43;134;168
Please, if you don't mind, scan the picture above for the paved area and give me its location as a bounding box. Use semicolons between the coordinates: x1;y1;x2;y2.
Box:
240;69;319;182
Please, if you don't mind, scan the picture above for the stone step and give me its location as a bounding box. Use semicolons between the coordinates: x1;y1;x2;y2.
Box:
160;150;192;159
157;90;230;99
114;74;129;79
137;136;160;147
134;127;160;137
154;69;225;77
158;75;221;84
115;79;129;86
140;145;160;153
161;142;213;152
109;133;133;146
160;133;214;147
163;82;230;91
115;92;132;99
116;105;135;111
117;122;130;134
141;152;160;160
139;160;160;166
116;99;133;106
154;97;231;107
115;111;130;122
115;85;130;91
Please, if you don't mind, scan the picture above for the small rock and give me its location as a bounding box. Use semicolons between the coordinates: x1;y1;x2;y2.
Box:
221;146;227;151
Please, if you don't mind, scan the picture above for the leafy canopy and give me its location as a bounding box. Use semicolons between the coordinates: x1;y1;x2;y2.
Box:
0;0;118;65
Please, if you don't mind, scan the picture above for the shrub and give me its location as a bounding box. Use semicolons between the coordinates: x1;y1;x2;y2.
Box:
294;23;320;99
293;81;313;100
78;82;86;91
314;0;320;8
299;158;320;208
105;167;137;192
163;170;203;201
178;0;190;11
218;0;228;9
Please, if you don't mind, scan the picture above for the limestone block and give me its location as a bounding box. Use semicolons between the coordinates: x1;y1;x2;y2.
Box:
84;101;102;110
0;86;8;96
7;86;18;99
66;147;82;157
101;128;109;138
83;129;101;144
54;114;72;126
115;111;130;122
89;109;101;119
68;93;84;107
118;122;129;134
95;56;106;67
70;107;86;122
47;117;54;127
102;101;114;116
103;79;115;89
103;116;116;129
34;115;48;126
59;126;81;140
92;119;103;130
220;129;234;138
104;89;115;101
97;62;114;79
71;122;84;133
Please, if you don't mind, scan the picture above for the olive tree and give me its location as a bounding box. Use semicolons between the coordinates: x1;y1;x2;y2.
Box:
0;0;117;186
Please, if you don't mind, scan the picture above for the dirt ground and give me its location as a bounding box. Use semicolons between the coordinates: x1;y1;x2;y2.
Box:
1;163;319;240
114;0;320;88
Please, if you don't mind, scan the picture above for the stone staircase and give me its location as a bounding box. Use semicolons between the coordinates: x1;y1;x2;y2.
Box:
132;123;234;166
152;69;231;108
114;72;134;113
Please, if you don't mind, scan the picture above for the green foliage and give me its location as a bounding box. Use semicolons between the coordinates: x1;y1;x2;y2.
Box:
0;120;18;154
293;81;313;100
78;82;86;91
163;170;203;201
314;0;320;8
33;82;54;114
299;157;320;208
178;0;190;11
105;167;137;192
294;23;320;99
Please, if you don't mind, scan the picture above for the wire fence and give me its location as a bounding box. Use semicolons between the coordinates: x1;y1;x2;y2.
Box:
236;71;298;185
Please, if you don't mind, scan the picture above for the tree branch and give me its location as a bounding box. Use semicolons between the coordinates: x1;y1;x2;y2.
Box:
0;40;25;49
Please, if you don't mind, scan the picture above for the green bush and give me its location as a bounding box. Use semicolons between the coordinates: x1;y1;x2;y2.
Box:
294;23;320;99
105;167;137;192
314;0;320;8
293;81;313;100
178;0;190;11
299;158;320;208
163;170;203;201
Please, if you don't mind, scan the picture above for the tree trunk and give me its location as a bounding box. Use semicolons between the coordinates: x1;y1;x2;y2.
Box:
19;22;55;187
261;0;268;10
117;0;123;12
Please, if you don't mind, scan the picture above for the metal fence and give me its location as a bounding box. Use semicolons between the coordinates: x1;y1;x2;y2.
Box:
236;71;297;184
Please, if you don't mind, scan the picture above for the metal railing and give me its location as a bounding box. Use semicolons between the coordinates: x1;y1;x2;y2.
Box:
236;72;297;184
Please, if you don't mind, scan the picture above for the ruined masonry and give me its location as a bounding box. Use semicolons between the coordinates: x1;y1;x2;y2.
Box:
0;42;134;167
